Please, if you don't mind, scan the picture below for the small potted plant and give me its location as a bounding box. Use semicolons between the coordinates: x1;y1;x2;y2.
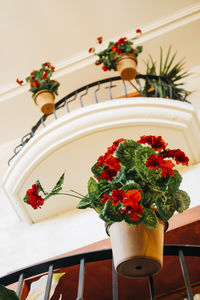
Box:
23;135;190;278
16;62;60;114
88;29;143;81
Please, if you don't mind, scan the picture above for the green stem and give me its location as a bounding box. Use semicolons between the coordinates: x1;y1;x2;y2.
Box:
57;192;83;200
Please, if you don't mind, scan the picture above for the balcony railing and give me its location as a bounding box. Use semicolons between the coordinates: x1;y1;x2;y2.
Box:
8;74;190;165
0;245;199;300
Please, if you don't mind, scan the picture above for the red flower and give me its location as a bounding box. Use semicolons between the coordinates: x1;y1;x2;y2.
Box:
95;60;102;65
136;29;142;34
102;65;109;71
111;189;126;206
26;184;44;209
100;168;117;181
107;138;126;154
104;155;121;171
102;193;110;203
121;189;143;222
162;149;189;166
137;135;168;152
16;78;23;85
161;160;175;178
145;154;164;170
32;80;39;88
97;36;102;44
42;70;48;80
30;70;35;76
116;37;127;45
44;62;51;67
50;65;55;71
88;47;95;53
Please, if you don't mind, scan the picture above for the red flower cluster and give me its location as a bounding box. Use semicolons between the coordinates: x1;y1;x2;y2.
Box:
96;139;126;181
162;149;189;166
88;47;95;53
137;135;168;152
102;189;143;222
26;184;44;209
146;154;175;178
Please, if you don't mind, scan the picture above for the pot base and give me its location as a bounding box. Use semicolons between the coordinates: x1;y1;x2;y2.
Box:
34;89;55;114
117;256;161;278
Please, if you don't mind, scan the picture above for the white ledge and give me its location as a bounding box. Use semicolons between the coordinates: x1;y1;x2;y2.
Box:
1;98;200;224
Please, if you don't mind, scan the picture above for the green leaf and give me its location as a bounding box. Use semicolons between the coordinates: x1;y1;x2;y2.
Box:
155;196;176;222
0;285;19;300
174;190;190;213
134;147;157;183
166;170;182;193
45;172;65;199
102;200;123;223
91;162;105;180
143;207;158;229
88;177;99;200
116;140;142;168
76;195;92;209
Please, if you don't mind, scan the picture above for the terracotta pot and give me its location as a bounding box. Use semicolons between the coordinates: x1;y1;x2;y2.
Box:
108;219;165;278
33;89;55;114
116;54;137;81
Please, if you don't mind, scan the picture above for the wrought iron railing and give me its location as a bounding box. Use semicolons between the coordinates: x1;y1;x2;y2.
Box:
0;245;199;300
8;75;190;165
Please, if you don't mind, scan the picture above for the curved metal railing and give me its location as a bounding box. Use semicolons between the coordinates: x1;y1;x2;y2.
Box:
0;245;199;300
8;75;190;165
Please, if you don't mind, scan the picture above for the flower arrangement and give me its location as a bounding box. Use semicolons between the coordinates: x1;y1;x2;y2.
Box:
88;29;143;72
23;135;190;229
16;62;60;98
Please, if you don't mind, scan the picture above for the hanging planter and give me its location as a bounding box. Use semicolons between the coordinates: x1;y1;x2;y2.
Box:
107;218;167;278
116;53;137;81
16;62;60;115
88;29;143;81
33;89;55;115
23;136;190;277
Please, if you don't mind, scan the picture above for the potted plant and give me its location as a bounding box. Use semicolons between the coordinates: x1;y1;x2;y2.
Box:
130;46;190;100
23;135;190;278
88;29;143;81
16;62;60;114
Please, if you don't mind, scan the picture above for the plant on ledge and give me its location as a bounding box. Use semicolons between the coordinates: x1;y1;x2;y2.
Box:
88;29;143;81
16;62;60;114
132;46;190;100
23;135;190;230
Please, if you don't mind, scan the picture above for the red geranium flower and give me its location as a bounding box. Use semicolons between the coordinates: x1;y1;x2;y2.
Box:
26;184;44;209
107;138;126;154
137;135;168;152
103;155;121;171
32;80;39;88
111;189;126;206
100;168;117;181
97;36;102;44
88;47;95;53
101;193;110;203
121;189;143;221
161;160;175;178
102;65;109;71
116;37;127;45
162;149;189;166
42;70;48;80
44;62;51;67
50;65;55;71
145;154;164;170
136;29;142;34
95;60;102;65
16;78;23;85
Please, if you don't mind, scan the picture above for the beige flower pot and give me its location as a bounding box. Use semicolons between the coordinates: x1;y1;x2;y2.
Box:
108;219;165;278
33;89;55;114
116;54;137;81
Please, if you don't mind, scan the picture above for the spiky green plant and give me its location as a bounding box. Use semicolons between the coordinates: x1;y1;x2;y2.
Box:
138;46;190;100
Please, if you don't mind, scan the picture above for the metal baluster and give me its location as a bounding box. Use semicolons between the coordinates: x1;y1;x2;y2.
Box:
16;273;24;297
112;260;118;300
149;276;156;300
76;258;85;300
122;80;127;97
65;100;70;112
53;109;57;120
179;250;194;300
94;82;100;103
80;87;88;107
41;116;46;128
44;264;54;300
